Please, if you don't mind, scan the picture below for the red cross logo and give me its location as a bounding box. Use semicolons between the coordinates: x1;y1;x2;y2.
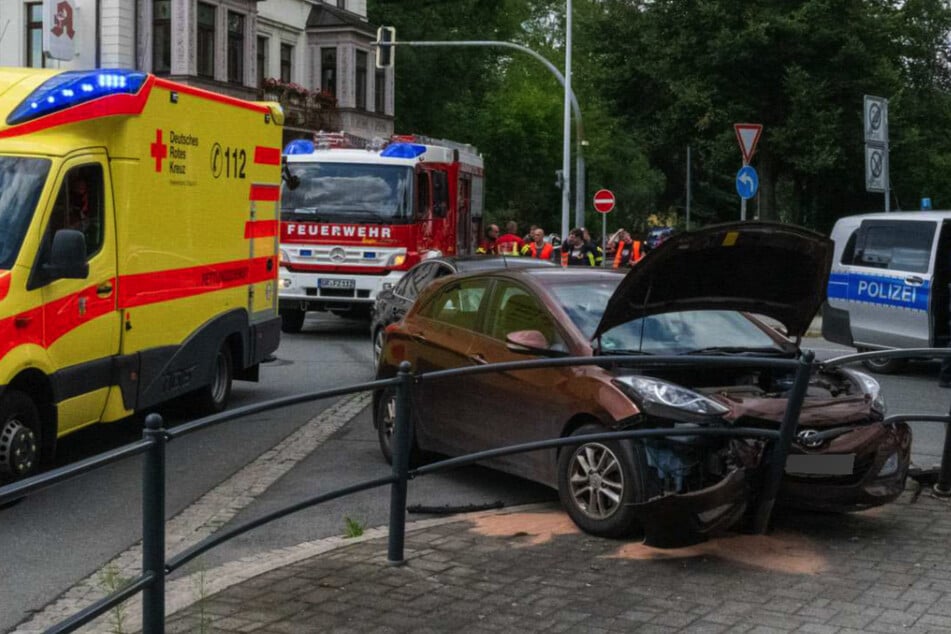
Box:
150;129;168;172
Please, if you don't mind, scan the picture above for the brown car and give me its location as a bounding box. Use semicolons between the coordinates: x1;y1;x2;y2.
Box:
374;223;910;544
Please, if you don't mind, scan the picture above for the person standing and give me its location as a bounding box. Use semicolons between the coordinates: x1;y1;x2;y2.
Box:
496;220;524;256
521;227;554;260
581;227;604;266
611;229;641;268
477;224;500;254
562;228;597;266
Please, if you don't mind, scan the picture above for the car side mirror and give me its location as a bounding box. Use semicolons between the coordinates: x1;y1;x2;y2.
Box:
506;330;566;357
44;229;88;280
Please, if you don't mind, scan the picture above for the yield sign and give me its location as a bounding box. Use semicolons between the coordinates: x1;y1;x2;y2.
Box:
734;123;763;164
593;189;616;213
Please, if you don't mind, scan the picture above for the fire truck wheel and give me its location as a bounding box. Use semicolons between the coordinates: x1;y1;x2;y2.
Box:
281;309;305;334
0;390;41;483
191;344;234;415
374;387;421;467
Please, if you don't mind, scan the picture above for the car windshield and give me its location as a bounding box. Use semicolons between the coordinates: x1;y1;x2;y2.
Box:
281;162;414;224
548;278;784;355
0;156;52;269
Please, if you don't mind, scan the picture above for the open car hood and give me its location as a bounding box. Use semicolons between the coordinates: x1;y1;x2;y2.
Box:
593;222;833;339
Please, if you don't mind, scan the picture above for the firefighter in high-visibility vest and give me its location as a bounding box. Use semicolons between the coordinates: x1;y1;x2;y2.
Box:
561;228;598;266
476;224;500;254
581;227;604;266
495;220;524;256
610;229;643;268
521;227;555;261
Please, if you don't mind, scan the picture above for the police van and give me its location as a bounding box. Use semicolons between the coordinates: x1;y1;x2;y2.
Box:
822;211;951;373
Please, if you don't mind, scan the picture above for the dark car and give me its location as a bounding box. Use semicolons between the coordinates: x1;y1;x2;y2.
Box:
370;255;555;365
374;223;910;545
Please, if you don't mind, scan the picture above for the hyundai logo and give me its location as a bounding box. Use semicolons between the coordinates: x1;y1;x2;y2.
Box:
329;247;346;263
797;429;824;448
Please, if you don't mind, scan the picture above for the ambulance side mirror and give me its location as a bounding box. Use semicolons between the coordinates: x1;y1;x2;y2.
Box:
45;229;88;280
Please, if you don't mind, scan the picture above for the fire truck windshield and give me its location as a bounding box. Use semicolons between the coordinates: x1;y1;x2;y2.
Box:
0;156;52;270
281;162;414;225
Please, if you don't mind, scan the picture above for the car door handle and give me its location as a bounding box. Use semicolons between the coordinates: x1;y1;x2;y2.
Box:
468;352;488;365
96;282;114;296
904;276;924;286
409;331;427;343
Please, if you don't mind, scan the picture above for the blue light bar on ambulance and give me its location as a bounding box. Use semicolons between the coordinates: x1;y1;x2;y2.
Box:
284;139;315;155
7;69;148;126
381;143;426;159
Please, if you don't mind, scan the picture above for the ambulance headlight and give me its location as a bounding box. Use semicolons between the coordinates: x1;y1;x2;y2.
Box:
386;253;407;267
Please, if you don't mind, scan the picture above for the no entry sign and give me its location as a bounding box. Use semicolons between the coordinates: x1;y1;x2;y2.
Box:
593;189;615;214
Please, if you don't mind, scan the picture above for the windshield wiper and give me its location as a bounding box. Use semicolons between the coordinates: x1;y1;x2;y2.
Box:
599;348;651;356
679;346;787;356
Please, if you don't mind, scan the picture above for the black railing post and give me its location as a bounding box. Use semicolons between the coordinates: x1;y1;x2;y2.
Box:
752;350;815;533
935;400;951;497
142;413;167;633
387;361;413;565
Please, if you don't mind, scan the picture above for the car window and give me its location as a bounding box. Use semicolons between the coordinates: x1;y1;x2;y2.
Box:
397;262;436;300
853;220;935;273
47;163;105;259
482;282;562;346
423;278;488;331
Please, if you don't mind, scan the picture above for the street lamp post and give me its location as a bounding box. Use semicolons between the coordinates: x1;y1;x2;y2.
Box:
561;0;573;243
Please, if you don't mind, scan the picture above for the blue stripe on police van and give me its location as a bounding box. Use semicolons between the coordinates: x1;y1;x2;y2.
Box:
827;272;929;311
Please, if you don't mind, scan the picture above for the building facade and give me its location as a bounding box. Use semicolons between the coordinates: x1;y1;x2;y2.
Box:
0;0;393;141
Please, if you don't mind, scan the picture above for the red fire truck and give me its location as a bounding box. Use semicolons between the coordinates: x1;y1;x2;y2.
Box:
278;133;484;332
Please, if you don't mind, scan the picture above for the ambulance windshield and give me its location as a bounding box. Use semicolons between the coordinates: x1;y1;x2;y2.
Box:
281;163;414;224
0;156;52;269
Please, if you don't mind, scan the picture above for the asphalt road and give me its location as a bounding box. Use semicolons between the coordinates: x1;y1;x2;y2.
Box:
1;323;949;632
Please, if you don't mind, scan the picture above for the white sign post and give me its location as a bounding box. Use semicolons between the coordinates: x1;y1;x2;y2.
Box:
864;95;889;211
43;0;78;62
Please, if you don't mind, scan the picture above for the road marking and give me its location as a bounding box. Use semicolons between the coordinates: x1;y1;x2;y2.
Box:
13;392;371;633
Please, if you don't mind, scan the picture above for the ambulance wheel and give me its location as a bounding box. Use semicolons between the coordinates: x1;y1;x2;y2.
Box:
281;309;305;334
374;387;420;467
859;349;907;374
0;390;41;483
192;344;233;415
556;424;646;538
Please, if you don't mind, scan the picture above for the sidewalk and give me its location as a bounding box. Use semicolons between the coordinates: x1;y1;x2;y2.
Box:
164;486;951;633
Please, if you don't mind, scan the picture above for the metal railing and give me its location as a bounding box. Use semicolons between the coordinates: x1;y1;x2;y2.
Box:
2;347;950;633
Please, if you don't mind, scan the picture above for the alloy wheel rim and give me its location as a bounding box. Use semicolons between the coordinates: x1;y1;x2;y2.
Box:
568;442;624;520
373;331;383;365
382;394;396;447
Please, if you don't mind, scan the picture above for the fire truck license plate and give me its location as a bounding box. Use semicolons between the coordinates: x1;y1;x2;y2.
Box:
319;278;356;290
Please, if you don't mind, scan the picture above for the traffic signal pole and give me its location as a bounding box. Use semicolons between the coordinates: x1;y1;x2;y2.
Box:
376;35;586;239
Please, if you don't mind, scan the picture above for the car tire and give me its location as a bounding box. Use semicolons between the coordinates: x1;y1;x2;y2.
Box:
191;343;234;415
0;390;42;483
372;328;385;367
557;423;646;538
281;309;306;334
859;348;907;374
374;387;420;467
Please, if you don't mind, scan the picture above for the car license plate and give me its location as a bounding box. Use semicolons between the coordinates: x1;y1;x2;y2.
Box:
318;278;355;290
785;453;855;476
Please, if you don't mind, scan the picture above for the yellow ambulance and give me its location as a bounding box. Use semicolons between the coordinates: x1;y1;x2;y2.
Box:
0;68;284;483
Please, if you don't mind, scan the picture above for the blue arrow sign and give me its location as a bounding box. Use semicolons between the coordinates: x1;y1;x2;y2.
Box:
736;165;759;200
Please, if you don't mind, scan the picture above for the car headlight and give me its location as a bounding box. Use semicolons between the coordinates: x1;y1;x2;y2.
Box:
613;376;729;422
877;451;899;477
843;369;887;416
279;248;290;268
385;251;407;267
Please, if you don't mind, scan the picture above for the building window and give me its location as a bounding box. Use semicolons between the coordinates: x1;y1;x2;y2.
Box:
321;47;336;96
152;1;171;73
375;69;385;113
26;2;45;68
227;12;245;84
280;43;292;82
257;36;268;88
355;51;367;110
197;2;216;78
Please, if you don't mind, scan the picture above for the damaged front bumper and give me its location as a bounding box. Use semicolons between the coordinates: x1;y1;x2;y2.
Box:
632;468;750;548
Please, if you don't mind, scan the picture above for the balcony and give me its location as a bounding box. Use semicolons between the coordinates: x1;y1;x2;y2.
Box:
259;79;339;131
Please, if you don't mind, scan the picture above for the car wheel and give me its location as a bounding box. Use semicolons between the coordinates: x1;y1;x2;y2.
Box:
281;309;306;334
191;344;234;415
374;387;420;466
0;390;42;483
372;328;385;367
859;348;907;374
557;424;646;538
